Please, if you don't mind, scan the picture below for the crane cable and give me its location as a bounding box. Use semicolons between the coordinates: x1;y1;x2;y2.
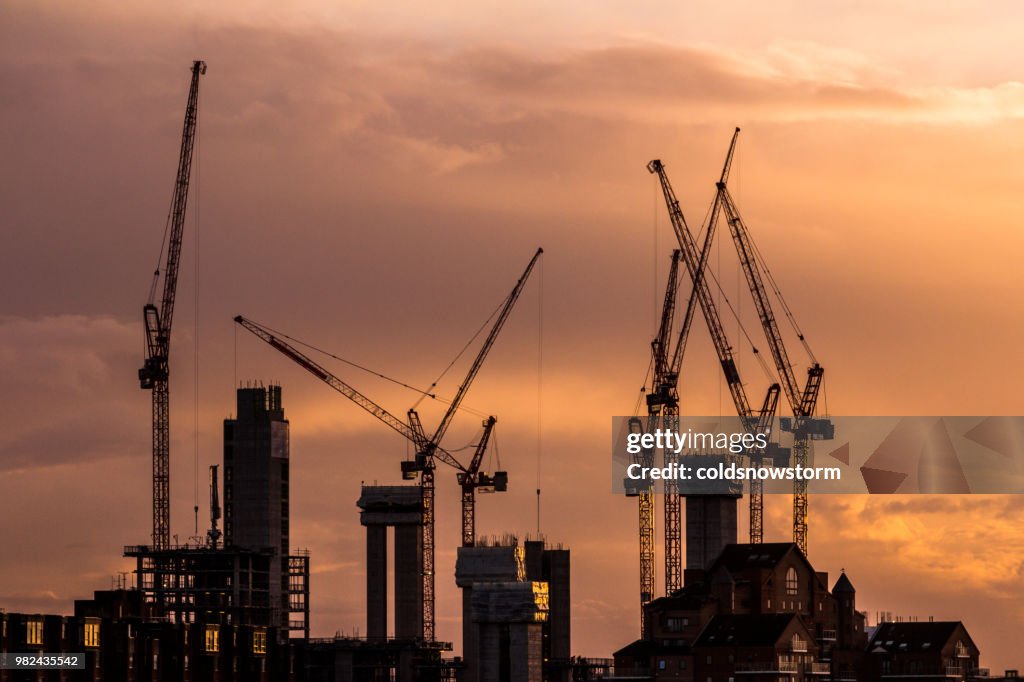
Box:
747;231;817;364
249;320;488;419
193;90;201;537
410;288;507;411
695;213;776;383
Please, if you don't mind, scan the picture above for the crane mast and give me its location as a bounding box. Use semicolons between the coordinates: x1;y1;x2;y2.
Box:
632;251;680;634
648;130;780;545
207;465;222;548
139;60;206;552
652;252;681;600
717;178;826;556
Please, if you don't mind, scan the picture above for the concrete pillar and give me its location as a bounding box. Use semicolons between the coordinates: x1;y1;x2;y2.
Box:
477;623;502;682
686;495;738;570
365;524;387;641
394;523;423;639
509;623;544;682
461;586;478;682
358;485;424;641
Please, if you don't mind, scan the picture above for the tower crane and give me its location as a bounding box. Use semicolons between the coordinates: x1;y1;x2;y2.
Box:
139;60;206;551
715;140;829;556
234;246;541;641
397;247;541;640
648;129;781;546
458;416;505;547
235;316;492;638
627;251;680;634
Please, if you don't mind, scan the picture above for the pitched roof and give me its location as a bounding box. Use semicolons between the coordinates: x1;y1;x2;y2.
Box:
709;543;800;574
693;613;800;648
868;622;967;653
832;571;855;594
648;587;709;611
613;638;691;658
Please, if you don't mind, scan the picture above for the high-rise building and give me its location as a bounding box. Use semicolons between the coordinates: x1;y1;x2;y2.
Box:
224;385;291;633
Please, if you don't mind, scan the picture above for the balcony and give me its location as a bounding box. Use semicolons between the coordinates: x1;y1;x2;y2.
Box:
820;629;837;642
880;664;963;679
809;662;831;675
736;661;799;674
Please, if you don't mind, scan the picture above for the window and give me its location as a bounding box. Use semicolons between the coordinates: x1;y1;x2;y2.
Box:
26;618;44;645
253;628;267;655
659;660;666;670
785;567;798;595
666;617;689;632
792;634;807;653
84;620;101;648
205;625;220;653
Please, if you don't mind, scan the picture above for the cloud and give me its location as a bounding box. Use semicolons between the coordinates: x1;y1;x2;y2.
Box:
0;315;149;472
2;2;1024;670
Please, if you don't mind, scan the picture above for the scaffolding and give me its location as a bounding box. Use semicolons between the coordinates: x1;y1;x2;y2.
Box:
124;544;309;640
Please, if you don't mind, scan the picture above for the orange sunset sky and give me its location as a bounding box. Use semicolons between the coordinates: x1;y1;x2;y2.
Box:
2;0;1024;672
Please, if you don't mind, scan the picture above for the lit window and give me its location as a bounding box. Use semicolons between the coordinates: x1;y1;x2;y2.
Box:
792;634;807;652
84;620;101;648
253;628;267;655
27;618;44;645
205;625;220;653
785;567;798;595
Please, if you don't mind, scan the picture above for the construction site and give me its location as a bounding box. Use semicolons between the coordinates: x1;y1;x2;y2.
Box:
0;57;1020;682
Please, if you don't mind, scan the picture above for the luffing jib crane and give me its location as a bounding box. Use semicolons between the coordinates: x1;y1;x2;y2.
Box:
396;247;541;640
234;316;489;639
626;251;680;635
458;416;504;547
139;60;206;551
715;139;830;556
234;247;540;642
648;129;781;546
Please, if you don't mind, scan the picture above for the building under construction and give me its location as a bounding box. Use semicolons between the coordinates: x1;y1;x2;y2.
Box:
125;386;310;641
